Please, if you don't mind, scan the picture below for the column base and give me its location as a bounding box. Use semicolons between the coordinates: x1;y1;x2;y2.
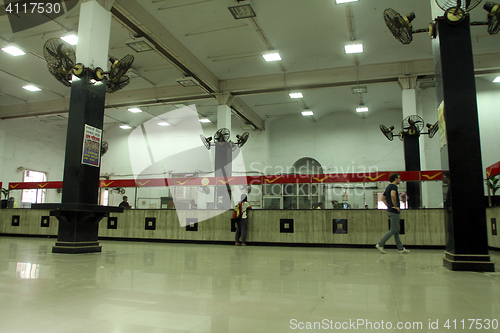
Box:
443;252;495;272
53;241;102;254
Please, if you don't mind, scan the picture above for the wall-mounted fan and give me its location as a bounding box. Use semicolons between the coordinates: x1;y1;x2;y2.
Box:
434;0;485;24
380;115;439;141
379;125;395;141
200;128;250;150
426;121;439;138
112;187;125;194
101;141;109;156
214;128;230;142
106;55;134;93
383;8;429;44
198;186;210;194
484;2;500;34
43;38;80;87
236;132;249;147
402;115;424;135
200;135;213;150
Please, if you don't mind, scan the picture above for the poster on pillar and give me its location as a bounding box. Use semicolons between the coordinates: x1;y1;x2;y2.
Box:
438;101;447;149
82;124;102;167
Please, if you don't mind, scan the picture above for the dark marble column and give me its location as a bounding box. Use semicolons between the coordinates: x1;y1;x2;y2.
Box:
214;142;233;209
432;16;494;271
33;71;122;254
403;133;421;208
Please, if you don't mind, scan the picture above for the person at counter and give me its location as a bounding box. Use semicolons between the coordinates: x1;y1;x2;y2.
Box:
119;196;131;209
375;173;410;254
316;202;323;209
235;194;252;246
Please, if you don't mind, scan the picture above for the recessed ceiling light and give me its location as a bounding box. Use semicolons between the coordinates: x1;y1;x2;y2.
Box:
356;107;369;113
301;110;314;116
158;122;170;126
60;34;78;45
2;45;26;56
263;52;282;62
494;76;500;82
23;85;41;91
119;124;132;129
336;0;358;4
128;108;142;113
289;92;303;98
199;119;211;123
344;43;364;54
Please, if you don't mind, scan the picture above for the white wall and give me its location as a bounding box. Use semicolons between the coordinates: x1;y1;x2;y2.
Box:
0;118;66;204
0;79;498;208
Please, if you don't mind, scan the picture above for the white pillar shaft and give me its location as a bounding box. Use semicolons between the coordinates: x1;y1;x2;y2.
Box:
217;105;231;132
402;89;418;118
75;1;111;69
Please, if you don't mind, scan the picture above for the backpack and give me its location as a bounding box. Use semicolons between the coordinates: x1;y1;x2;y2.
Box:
232;202;243;220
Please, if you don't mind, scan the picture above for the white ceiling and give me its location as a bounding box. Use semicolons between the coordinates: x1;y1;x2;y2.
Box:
0;0;499;130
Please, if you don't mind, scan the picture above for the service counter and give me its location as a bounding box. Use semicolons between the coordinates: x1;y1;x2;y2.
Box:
0;208;452;247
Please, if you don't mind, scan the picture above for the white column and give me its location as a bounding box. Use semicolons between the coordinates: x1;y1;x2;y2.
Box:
75;0;112;70
217;105;231;132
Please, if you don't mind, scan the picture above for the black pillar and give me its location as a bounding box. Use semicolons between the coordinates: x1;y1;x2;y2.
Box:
32;70;122;254
433;16;494;271
403;133;421;208
214;142;233;210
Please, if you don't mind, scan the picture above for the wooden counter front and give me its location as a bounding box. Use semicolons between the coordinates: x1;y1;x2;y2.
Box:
0;208;449;246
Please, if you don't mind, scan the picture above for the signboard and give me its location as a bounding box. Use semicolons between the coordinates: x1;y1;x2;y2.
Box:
82;124;102;167
438;101;447;148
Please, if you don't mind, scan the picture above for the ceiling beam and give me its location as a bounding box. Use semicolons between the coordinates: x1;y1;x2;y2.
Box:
2;52;499;119
220;52;500;95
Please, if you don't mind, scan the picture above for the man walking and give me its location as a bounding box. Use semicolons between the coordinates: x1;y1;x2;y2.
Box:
375;173;410;254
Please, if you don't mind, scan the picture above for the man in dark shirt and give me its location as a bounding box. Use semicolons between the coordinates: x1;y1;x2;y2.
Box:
119;196;131;209
375;173;410;254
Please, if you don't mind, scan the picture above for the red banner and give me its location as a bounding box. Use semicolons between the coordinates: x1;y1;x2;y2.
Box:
486;161;500;178
8;171;444;190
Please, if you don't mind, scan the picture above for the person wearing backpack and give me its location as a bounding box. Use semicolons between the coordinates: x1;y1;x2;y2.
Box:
235;194;252;246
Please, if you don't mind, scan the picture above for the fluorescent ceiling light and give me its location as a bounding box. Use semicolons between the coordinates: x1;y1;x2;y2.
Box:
158;122;170;126
263;52;281;62
344;43;364;54
2;46;26;56
22;85;41;91
199;119;211;123
336;0;358;4
125;37;155;52
60;34;78;45
352;86;367;94
302;110;314;116
289;92;303;98
356;107;369;113
119;125;132;129
494;76;500;82
228;4;256;19
128;108;142;113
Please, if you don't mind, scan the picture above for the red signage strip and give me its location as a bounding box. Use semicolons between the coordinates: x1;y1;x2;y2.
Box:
486;161;500;178
8;171;444;190
9;181;64;190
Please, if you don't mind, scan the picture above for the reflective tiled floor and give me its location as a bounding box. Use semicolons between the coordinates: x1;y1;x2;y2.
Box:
1;237;499;333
